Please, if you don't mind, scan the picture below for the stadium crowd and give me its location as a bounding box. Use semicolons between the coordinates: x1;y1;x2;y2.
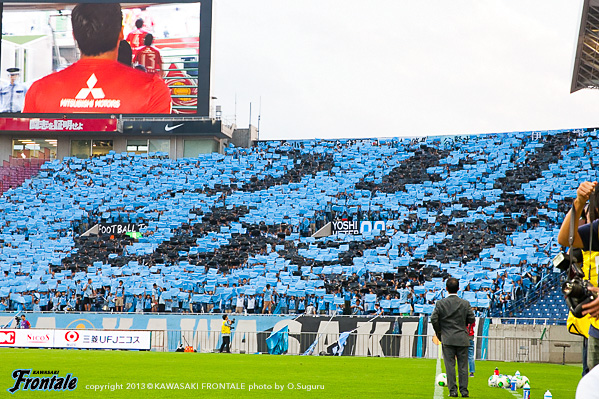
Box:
0;131;574;318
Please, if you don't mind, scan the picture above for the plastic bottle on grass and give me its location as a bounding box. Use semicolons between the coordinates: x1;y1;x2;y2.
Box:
544;390;552;399
510;376;517;391
494;367;499;376
523;383;530;399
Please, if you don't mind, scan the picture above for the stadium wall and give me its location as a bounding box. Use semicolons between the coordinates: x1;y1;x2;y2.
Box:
0;136;10;161
487;323;583;364
231;125;258;148
0;313;582;362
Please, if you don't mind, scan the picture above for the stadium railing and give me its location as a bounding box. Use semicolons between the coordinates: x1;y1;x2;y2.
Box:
148;329;581;363
491;271;563;320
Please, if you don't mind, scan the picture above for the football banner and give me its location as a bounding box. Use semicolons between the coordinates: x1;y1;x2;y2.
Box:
98;223;147;236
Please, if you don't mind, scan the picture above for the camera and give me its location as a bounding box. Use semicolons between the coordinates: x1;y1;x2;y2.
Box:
554;246;597;318
555;186;599;318
563;277;597;318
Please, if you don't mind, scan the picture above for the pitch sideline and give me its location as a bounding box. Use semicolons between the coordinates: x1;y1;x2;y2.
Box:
434;349;443;399
508;388;524;399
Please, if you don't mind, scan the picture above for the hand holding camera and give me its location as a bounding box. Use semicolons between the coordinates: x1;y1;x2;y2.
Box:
583;287;599;318
576;181;598;207
557;181;599;318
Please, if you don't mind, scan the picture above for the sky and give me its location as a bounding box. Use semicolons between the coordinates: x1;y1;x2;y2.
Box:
210;0;599;140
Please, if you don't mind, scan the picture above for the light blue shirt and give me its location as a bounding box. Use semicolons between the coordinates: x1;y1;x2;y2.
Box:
0;81;27;112
264;288;272;302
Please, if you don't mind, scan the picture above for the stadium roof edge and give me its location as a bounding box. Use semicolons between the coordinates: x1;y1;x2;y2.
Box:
571;0;599;92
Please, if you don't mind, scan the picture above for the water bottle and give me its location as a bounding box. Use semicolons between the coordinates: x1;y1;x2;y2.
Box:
523;383;530;399
494;367;499;376
510;376;517;391
515;370;521;377
544;390;552;399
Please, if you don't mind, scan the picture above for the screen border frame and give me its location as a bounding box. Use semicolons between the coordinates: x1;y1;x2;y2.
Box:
0;0;212;117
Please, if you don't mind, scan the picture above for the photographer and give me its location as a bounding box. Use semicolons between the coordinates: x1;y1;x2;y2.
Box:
558;181;599;371
16;314;30;329
219;315;234;353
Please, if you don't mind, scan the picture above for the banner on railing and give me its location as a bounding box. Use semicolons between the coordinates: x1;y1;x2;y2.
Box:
0;329;54;348
0;117;118;132
54;329;151;350
0;329;151;350
0;314;499;357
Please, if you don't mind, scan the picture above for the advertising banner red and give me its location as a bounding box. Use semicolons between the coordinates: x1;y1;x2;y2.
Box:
0;118;118;132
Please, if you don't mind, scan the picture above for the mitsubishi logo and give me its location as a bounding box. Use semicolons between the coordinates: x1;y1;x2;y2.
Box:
75;74;105;99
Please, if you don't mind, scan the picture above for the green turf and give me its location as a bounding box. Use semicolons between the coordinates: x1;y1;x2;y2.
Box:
440;360;580;399
0;349;581;398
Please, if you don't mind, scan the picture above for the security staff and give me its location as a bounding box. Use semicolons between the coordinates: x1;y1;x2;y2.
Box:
219;314;233;353
0;68;27;113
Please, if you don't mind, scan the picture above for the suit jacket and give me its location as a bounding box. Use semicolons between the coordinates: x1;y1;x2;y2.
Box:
431;294;475;347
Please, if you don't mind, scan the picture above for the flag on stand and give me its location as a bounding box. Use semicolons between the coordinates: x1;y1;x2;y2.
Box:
302;337;318;356
327;331;351;356
266;326;289;355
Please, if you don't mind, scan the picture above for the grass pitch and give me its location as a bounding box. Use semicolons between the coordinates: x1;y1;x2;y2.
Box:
0;349;581;398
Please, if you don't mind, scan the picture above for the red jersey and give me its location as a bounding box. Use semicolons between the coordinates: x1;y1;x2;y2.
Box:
126;28;149;49
133;46;163;77
467;322;475;337
23;58;171;114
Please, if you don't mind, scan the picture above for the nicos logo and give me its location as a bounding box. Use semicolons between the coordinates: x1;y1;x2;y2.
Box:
65;331;79;342
26;334;50;344
0;331;15;345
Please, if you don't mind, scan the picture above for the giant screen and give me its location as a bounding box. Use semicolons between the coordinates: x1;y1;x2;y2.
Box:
0;1;211;116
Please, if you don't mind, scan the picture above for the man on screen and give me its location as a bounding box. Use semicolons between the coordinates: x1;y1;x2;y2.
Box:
133;34;163;77
0;68;27;113
126;18;150;49
23;4;171;114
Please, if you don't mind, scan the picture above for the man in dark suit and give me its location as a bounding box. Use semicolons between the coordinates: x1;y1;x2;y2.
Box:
431;278;475;398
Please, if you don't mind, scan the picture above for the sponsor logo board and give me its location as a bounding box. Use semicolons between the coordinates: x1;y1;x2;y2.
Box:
0;329;150;350
0;330;54;348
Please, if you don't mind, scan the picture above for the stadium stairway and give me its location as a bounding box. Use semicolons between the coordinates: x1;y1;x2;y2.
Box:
0;152;49;195
501;272;569;324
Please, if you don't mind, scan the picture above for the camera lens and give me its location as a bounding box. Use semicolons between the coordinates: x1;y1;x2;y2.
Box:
566;281;585;300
